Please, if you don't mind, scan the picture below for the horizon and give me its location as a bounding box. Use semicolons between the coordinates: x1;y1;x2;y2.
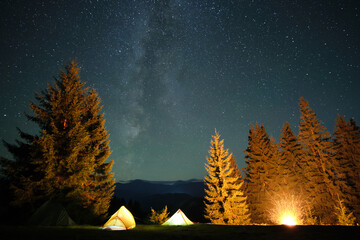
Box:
116;178;204;183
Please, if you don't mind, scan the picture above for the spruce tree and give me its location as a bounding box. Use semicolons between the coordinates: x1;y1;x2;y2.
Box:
243;123;274;224
225;156;251;225
333;115;360;222
81;89;115;217
265;122;306;224
204;130;250;224
149;205;170;224
334;197;356;225
267;137;282;195
298;97;341;224
278;122;304;195
229;155;242;183
0;61;114;222
1;130;37;209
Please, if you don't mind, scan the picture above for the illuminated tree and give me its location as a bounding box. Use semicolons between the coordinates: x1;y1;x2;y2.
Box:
244;123;275;224
298;97;340;224
225;156;251;225
229;155;242;182
79;89;115;218
204;130;250;224
278;122;304;194
149;205;169;224
267;137;282;194
333;115;360;222
334;197;356;225
260;123;307;225
0;61;114;223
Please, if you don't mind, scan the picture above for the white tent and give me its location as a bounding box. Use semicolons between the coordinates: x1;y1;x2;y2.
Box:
103;206;136;230
162;209;193;226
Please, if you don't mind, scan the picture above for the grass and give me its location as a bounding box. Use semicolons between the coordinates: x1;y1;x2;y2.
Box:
1;224;360;240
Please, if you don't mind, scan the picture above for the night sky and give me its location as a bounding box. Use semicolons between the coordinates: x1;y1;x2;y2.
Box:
1;1;359;181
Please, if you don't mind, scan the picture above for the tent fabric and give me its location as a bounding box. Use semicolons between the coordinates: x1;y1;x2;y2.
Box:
102;226;126;230
162;209;193;225
28;200;75;226
103;206;136;230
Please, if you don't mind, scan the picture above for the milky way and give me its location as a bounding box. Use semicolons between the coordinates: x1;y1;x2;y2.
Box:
1;1;359;180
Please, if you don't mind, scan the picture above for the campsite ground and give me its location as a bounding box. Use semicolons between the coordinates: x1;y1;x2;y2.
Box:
1;224;359;240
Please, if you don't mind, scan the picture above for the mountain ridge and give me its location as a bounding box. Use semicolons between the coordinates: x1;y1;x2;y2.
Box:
114;178;205;199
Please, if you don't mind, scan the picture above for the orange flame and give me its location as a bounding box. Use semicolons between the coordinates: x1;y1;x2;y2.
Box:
281;215;297;226
269;192;303;226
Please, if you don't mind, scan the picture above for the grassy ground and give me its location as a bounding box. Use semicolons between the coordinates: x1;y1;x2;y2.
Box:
1;224;359;240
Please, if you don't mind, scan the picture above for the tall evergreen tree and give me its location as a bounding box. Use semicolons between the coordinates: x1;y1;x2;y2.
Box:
0;61;114;222
229;155;242;182
80;89;115;217
333;115;360;223
225;156;251;225
243;123;275;224
204;130;250;224
298;97;341;224
278;122;304;195
264;122;306;224
267;137;282;195
1;129;38;219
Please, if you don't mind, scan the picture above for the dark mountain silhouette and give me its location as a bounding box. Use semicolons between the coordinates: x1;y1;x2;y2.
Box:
114;179;205;200
113;179;206;222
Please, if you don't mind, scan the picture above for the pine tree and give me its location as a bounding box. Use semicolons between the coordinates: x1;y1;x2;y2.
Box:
80;89;115;217
149;205;170;224
278;122;304;195
334;197;356;226
333;115;360;223
262;123;307;225
243;123;275;224
204;130;250;224
0;61;114;222
1;130;38;209
267;137;282;195
225;156;251;225
298;97;341;224
229;155;242;183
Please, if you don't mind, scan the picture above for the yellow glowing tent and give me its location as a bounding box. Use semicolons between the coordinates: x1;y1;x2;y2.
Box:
103;206;136;230
162;209;193;226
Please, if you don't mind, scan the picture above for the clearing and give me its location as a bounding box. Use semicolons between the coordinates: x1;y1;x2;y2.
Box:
1;224;359;240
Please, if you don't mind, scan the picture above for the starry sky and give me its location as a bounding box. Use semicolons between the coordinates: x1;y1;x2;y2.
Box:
1;0;359;181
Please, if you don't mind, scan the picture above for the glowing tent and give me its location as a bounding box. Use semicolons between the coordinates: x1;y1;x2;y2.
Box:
162;209;193;226
103;206;136;230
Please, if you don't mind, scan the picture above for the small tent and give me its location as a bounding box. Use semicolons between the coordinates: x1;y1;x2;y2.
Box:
103;206;136;230
28;200;75;226
162;209;193;226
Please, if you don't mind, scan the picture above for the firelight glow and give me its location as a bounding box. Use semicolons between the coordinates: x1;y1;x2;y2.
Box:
269;192;303;226
281;215;297;226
